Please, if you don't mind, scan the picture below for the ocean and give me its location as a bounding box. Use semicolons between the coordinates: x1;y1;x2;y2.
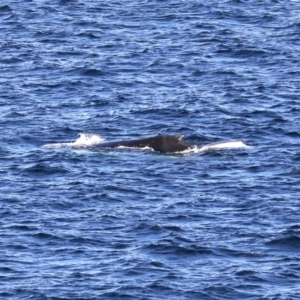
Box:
1;1;300;299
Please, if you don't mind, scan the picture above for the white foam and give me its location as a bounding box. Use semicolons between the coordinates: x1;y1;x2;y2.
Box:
116;145;154;152
199;140;251;151
180;140;251;154
72;133;104;146
44;133;104;149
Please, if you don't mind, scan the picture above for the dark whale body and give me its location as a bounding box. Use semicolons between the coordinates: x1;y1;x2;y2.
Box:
44;134;249;153
93;135;192;153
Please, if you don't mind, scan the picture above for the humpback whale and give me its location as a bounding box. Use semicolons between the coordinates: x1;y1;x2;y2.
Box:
44;134;250;153
93;135;191;153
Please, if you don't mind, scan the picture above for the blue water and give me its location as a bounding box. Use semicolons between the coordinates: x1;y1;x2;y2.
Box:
1;1;300;299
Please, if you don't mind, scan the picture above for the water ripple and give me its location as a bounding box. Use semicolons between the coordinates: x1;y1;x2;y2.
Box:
1;0;300;299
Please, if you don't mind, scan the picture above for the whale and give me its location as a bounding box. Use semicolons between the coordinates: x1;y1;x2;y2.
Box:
90;134;192;153
44;134;250;153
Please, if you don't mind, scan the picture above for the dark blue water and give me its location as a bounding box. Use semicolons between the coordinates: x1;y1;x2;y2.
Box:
1;1;300;299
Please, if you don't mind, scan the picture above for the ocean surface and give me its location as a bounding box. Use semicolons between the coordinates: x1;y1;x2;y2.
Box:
1;1;300;299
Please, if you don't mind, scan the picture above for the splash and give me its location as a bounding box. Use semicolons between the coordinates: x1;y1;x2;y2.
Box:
44;133;104;149
199;140;251;152
181;140;251;154
72;133;104;146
